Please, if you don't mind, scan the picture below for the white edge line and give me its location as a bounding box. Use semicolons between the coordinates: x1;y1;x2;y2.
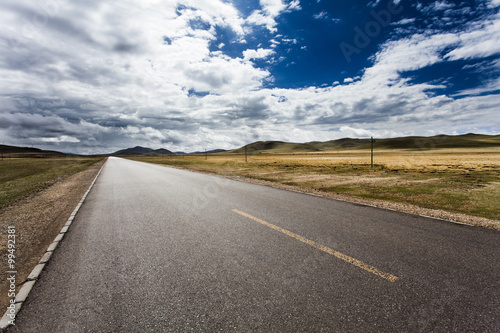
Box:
0;159;107;331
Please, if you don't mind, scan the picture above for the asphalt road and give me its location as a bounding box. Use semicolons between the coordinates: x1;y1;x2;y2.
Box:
8;157;500;332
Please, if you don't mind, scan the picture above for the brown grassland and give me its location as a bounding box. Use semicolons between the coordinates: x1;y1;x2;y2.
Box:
128;148;500;228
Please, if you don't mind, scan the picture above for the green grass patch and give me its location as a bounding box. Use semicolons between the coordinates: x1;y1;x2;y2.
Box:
0;157;103;209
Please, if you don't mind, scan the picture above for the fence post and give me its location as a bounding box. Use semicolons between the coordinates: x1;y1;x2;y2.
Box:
371;137;376;168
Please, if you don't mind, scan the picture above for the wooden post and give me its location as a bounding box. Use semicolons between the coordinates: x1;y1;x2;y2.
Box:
371;137;375;168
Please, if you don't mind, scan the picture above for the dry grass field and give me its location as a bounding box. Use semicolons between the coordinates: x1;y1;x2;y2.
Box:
0;157;103;209
129;148;500;224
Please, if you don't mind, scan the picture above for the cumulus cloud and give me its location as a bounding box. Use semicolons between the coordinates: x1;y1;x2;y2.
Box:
242;48;275;61
0;0;499;153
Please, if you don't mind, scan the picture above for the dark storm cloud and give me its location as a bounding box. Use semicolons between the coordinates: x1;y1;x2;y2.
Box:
226;96;271;120
5;2;97;45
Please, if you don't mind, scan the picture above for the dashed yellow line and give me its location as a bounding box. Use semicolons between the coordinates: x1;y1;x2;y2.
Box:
162;178;175;185
232;209;399;283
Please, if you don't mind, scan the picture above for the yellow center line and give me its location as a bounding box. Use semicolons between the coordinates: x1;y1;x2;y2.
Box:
232;209;399;283
162;178;175;185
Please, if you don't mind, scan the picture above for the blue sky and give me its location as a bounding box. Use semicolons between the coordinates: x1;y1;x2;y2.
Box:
0;0;499;153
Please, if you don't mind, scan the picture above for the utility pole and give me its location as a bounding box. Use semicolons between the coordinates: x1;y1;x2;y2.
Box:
245;145;247;163
371;136;376;168
205;149;207;160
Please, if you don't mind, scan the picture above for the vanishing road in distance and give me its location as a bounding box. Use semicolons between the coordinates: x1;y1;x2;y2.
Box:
9;157;500;332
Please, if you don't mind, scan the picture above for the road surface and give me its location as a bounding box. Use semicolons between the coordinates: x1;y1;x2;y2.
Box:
8;157;500;332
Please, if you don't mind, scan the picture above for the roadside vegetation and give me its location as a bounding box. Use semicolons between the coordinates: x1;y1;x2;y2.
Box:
128;148;500;222
0;157;104;209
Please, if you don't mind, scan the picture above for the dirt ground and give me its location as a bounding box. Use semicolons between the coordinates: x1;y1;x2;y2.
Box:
0;159;106;313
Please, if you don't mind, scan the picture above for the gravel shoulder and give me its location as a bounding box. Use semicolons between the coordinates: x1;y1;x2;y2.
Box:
0;159;106;312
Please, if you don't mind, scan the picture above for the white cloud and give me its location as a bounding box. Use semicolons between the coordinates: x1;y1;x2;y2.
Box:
445;13;500;60
243;48;275;61
41;135;80;143
364;33;461;82
313;11;328;20
364;10;500;92
338;126;374;138
489;0;500;8
246;0;301;33
288;0;301;11
392;18;416;25
183;52;271;93
420;0;455;13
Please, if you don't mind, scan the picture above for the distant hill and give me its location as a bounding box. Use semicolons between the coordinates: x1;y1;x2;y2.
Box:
112;146;174;156
231;141;320;154
154;148;174;155
308;138;372;150
190;149;229;155
346;133;500;150
229;134;500;154
0;144;66;158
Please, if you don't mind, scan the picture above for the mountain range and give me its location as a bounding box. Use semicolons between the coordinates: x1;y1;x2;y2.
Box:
111;146;174;156
229;133;500;154
1;134;499;157
0;144;66;158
